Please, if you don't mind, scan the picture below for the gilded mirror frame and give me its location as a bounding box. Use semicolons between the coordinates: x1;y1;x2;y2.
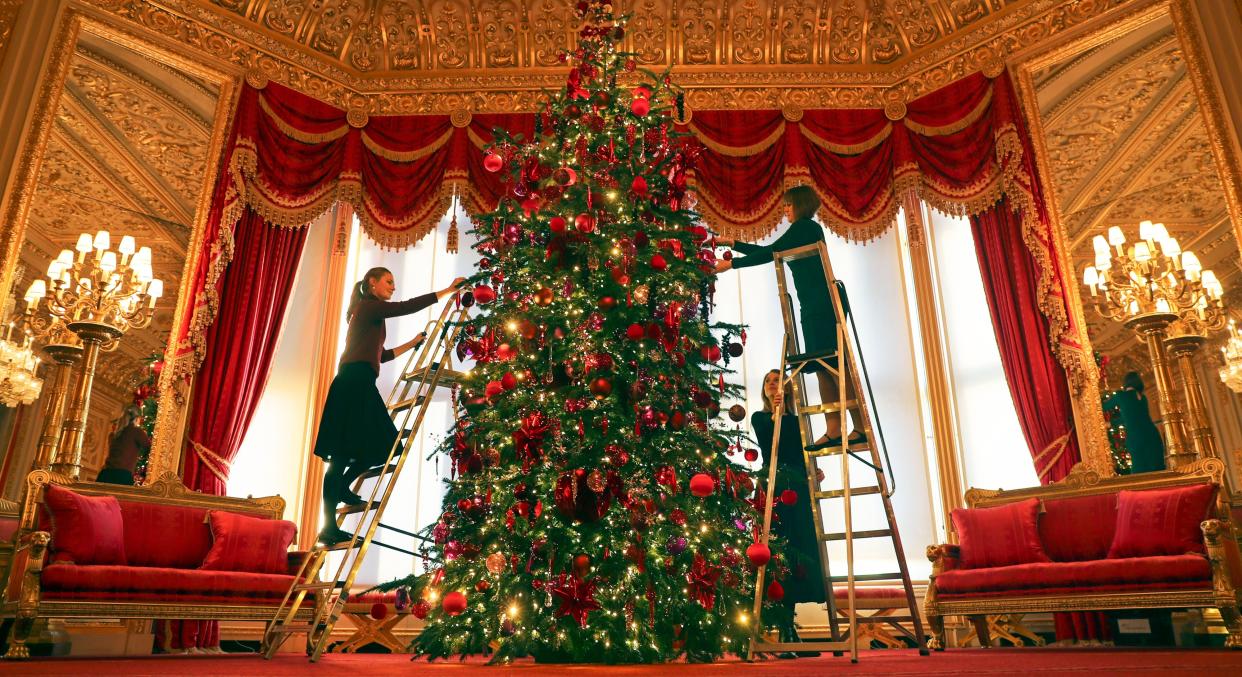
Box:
1006;0;1242;476
0;5;241;484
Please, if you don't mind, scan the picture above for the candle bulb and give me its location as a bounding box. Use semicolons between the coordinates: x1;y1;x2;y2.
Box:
1083;266;1099;296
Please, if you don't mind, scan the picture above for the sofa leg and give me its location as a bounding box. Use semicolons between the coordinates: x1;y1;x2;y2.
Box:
926;613;946;651
1219;604;1242;649
969;615;992;648
3;616;33;660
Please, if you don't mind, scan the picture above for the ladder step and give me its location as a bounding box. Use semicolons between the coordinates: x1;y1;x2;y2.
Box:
268;623;326;636
821;529;892;541
830;572;905;583
354;463;399;484
294;581;343;592
799;399;859;415
390;396;425;413
806;443;870;458
336;502;374;517
402;363;465;385
785;348;838;366
813;486;881;500
321;539;360;552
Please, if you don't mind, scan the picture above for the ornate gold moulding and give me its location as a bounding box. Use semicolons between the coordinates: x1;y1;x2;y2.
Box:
84;0;1130;114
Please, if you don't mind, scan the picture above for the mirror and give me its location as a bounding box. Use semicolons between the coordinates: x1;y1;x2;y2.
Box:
0;25;222;495
1021;7;1242;477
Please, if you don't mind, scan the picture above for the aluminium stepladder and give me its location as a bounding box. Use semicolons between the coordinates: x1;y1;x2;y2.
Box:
261;295;468;661
747;241;928;661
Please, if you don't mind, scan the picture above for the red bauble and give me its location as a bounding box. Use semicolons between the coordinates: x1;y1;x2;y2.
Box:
483;152;504;173
626;323;646;341
746;542;771;567
610;266;630;286
744;448;759;462
650;254;667;271
575;213;595;233
496;343;517;361
549;215;567;233
442;591;467;615
780;489;798;505
631;97;650;116
574;554;591;575
700;344;722;362
589;377;612;398
534;287;555;306
598;296;616;311
767;580;785;601
630;175;648;196
473;285;497;304
475;579;490;592
485;380;504;399
728;404;747;422
412;600;430;619
689;473;714;497
633;85;652;100
669;410;686;430
370;602;388;620
501;372;518;390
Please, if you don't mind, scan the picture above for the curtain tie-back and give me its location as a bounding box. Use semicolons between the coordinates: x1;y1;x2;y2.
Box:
189;438;232;484
1034;429;1073;481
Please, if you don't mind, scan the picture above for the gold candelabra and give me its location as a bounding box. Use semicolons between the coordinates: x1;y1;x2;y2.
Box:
1082;220;1225;469
0;320;43;407
1221;320;1242;394
25;230;161;479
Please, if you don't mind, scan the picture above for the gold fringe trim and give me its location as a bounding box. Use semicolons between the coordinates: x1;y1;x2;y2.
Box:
258;93;349;144
687;121;786;158
361;126;454;163
904;87;994;137
467;127;490;150
799;122;893;156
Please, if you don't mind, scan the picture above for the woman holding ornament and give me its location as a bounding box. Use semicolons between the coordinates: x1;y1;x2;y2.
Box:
314;267;466;545
750;369;825;657
716;185;864;450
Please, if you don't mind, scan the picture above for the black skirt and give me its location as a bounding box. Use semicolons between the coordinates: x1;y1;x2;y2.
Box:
313;361;397;467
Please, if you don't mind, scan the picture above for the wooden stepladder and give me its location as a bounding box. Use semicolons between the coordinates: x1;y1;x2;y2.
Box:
261;296;468;661
747;241;928;661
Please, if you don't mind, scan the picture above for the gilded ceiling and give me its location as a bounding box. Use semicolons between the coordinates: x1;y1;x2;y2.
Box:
1033;16;1238;365
17;29;218;461
84;0;1129;112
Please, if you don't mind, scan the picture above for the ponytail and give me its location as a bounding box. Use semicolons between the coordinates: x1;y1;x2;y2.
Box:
346;267;392;322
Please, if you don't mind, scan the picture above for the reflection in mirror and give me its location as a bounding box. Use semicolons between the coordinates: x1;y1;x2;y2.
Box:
0;29;219;497
1030;13;1242;477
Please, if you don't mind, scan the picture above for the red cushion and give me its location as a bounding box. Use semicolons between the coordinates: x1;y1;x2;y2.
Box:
935;554;1211;597
118;501;213;568
40;563;294;605
200;511;296;574
1039;494;1117;561
951;498;1050;569
1108;484;1216;558
43;485;127;565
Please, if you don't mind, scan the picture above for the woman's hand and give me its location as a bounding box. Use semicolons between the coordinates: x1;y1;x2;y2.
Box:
714;259;733;274
412;331;427;349
771;390;784;409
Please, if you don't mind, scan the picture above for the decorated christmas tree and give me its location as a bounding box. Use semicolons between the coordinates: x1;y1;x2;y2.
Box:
389;1;777;664
127;351;164;484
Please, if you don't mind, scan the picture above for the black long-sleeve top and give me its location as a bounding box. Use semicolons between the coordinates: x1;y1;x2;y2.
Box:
339;293;437;373
730;218;831;319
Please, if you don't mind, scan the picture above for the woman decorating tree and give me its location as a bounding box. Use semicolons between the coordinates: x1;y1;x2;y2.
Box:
314;267;466;545
717;185;864;450
751;369;826;657
1104;371;1166;474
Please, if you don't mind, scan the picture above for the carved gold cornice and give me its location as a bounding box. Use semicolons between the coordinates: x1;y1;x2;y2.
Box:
77;0;1129;114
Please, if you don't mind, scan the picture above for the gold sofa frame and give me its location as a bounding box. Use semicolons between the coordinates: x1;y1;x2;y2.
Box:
0;470;318;659
925;459;1242;649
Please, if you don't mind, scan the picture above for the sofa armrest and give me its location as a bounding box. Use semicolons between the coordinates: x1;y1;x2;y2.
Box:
1202;519;1242;603
5;531;49;611
926;543;962;572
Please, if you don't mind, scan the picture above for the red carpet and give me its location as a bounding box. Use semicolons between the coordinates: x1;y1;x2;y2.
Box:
2;649;1239;676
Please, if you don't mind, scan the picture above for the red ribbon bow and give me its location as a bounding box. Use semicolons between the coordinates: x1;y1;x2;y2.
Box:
551;573;601;627
686;553;723;610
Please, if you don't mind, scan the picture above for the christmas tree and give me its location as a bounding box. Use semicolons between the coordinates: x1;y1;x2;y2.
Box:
1095;351;1132;474
389;1;778;664
127;351;164;484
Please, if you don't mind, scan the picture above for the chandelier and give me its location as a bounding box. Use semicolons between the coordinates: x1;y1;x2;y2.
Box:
23;230;162;480
1221;320;1242;394
0;322;42;407
1082;221;1224;324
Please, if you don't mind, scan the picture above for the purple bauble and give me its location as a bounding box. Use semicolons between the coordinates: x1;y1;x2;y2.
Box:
666;535;688;555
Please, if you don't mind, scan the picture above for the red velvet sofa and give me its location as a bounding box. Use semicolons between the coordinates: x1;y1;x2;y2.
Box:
1;470;316;659
924;460;1242;649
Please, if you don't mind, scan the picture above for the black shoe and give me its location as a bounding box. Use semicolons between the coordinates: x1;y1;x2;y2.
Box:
805;431;867;452
317;527;354;545
778;652;798;659
795;649;822;657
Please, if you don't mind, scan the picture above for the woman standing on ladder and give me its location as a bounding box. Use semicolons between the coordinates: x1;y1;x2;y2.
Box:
751;369;825;657
315;267;466;545
716;185;864;449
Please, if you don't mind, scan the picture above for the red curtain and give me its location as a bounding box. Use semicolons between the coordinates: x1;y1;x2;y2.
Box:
181;208;308;494
970;201;1106;642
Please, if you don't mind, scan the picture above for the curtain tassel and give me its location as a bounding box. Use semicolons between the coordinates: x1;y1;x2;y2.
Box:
446;207;459;253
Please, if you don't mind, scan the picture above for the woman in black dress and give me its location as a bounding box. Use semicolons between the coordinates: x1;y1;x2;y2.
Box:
315;267;466;545
1104;371;1166;474
751;369;826;656
717;186;863;449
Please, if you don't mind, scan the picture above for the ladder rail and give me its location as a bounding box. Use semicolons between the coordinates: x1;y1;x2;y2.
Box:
262;295;468;661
